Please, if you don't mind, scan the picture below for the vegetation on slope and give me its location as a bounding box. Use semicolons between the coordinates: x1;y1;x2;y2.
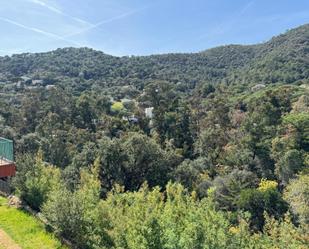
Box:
0;24;308;248
0;24;308;96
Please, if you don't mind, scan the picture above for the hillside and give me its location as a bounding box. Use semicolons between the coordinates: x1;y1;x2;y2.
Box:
0;24;308;97
233;24;309;85
0;24;308;249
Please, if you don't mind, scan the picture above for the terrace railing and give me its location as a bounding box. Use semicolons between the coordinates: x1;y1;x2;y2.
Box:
0;137;14;162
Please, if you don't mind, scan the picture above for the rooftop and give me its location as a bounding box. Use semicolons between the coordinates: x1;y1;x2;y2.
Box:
0;138;16;178
0;137;14;162
0;158;12;166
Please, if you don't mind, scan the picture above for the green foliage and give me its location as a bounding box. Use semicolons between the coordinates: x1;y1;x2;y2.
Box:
275;149;304;185
43;162;113;249
283;113;309;150
194;93;231;170
173;158;209;191
0;24;308;248
237;180;288;230
99;183;246;249
2;25;308;95
262;214;309;249
98;132;181;193
213;169;258;211
13;152;60;210
43;181;308;249
271;110;308;185
111;101;124;112
284;174;309;225
74;93;97;130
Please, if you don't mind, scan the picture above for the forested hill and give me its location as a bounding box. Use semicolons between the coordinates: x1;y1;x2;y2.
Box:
0;24;308;94
0;23;309;249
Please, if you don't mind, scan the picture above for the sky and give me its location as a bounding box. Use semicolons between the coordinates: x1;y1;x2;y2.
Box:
0;0;308;56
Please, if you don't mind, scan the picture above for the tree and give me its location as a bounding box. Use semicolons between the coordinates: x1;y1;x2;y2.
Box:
99;183;249;249
16;133;41;154
212;169;258;211
271;112;307;185
283;113;309;151
195;93;231;168
142;81;179;145
166;102;195;157
173;157;210;191
240;88;294;178
284;174;309;225
43;161;113;249
122;133;179;190
262;213;309;248
237;179;288;230
98;133;180;193
13;152;60;210
291;94;309;114
41;129;71;167
111;101;124;113
73;93;97;131
275;149;304;185
20;90;44;133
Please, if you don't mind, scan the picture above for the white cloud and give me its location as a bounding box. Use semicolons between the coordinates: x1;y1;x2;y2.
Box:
0;16;81;46
62;6;149;38
26;0;92;25
240;0;255;15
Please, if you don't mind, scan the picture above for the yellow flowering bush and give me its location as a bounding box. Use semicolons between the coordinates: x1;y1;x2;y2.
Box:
258;178;278;192
229;226;240;234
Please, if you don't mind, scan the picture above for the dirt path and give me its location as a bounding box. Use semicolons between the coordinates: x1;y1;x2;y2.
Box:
0;229;21;249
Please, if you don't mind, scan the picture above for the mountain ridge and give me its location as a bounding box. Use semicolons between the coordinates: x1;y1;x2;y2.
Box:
0;23;308;94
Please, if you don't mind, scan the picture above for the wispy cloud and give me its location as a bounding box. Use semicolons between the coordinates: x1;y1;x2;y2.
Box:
0;1;152;55
22;0;149;47
197;0;256;42
0;16;81;46
26;0;92;25
240;0;255;15
62;7;148;38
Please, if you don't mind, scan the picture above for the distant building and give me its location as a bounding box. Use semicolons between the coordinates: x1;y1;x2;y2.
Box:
25;86;38;90
20;76;32;85
45;85;56;90
128;116;139;123
122;115;139;123
32;79;43;85
16;81;22;88
145;107;154;118
0;137;16;179
20;76;31;82
300;84;309;90
251;84;266;92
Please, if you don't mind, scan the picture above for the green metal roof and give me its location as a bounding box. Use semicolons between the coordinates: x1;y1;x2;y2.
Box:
0;137;14;162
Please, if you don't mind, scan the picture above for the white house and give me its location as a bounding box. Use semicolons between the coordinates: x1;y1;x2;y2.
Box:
145;107;154;118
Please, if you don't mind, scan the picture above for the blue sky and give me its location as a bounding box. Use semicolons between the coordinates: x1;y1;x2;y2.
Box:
0;0;308;56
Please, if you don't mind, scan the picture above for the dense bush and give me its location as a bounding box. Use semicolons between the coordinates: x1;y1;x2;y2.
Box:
13;152;60;210
43;176;309;249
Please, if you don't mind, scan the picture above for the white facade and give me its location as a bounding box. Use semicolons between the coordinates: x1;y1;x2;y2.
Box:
145;107;154;118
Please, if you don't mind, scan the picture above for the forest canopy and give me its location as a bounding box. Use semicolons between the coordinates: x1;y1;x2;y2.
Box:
0;24;308;249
